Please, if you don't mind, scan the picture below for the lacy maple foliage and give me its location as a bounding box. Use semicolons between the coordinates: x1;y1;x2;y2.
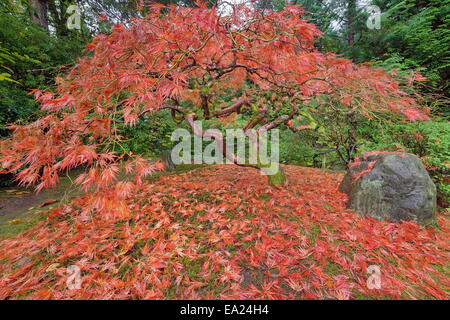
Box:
0;165;448;299
0;2;430;217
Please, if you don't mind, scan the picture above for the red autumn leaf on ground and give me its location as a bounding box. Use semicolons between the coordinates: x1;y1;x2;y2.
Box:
0;165;448;300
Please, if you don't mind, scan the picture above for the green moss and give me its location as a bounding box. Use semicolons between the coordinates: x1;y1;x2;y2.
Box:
266;163;286;187
324;262;343;276
191;191;212;203
0;210;46;239
117;262;132;279
352;289;371;300
163;283;178;298
308;224;321;246
181;257;206;281
258;193;271;202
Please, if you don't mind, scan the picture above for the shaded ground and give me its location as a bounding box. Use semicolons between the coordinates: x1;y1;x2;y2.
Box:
0;165;202;237
0;169;84;236
0;164;448;299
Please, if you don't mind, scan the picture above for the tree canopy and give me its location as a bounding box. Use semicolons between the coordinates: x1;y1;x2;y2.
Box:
1;1;430;217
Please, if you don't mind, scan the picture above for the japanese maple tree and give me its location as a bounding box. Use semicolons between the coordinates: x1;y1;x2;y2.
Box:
0;2;429;217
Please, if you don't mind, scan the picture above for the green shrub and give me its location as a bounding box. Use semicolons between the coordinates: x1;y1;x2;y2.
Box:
279;129;316;166
0;12;88;135
360;120;449;207
116;111;176;158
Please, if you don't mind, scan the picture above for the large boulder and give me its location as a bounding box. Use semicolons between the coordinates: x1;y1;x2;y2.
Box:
339;152;436;224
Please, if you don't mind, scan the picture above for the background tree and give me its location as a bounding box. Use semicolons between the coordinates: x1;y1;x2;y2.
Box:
28;0;48;30
0;0;89;136
360;0;449;98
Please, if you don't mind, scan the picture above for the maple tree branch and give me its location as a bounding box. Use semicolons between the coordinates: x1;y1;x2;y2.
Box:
184;113;258;169
258;115;290;132
257;103;299;133
138;104;185;118
243;106;267;132
213;98;252;118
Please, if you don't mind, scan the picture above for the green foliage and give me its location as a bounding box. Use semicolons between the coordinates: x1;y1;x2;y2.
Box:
0;85;36;131
357;0;450;93
0;47;37;83
116;111;176;158
0;7;89;186
0;11;87;134
360;120;450;206
279;128;316;166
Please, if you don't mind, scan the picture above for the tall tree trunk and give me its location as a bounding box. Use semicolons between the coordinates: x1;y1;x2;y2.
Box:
29;0;49;31
347;0;356;46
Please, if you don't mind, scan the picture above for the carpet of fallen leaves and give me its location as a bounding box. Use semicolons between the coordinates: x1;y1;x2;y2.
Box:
0;165;448;300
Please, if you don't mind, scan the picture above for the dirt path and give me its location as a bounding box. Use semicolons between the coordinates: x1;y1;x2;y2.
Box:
0;169;83;226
